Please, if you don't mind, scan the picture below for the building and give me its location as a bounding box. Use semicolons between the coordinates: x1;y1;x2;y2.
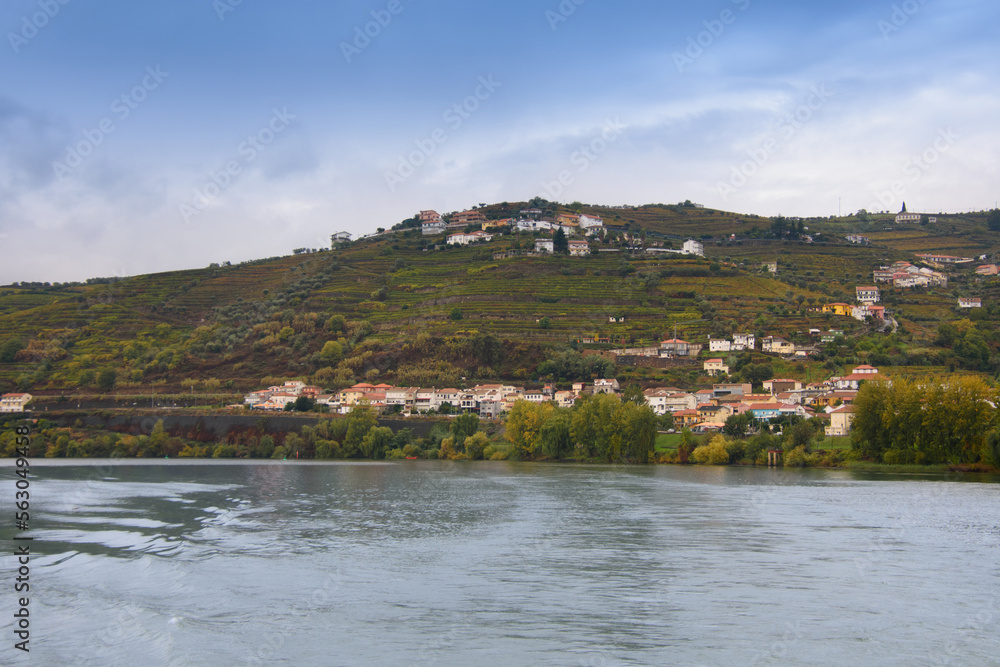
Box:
448;231;494;246
915;253;974;265
0;393;32;413
660;339;690;357
331;231;352;243
846;235;870;244
535;238;554;253
976;264;999;276
682;239;704;257
422;220;447;235
568;239;590;256
823;303;853;316
895;203;920;224
579;214;604;230
419;210;442;223
450;210;488;226
761;336;795;355
958;297;982;308
713;383;751;398
703;359;729;376
763;379;802;395
856;286;880;304
708;338;732;353
732;333;755;351
762;261;778;274
826;405;855;436
593;379;620;394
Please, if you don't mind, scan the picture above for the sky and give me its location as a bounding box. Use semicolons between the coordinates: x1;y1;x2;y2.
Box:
1;0;998;284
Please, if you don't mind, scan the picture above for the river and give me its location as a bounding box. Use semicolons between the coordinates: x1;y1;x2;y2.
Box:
6;461;1000;666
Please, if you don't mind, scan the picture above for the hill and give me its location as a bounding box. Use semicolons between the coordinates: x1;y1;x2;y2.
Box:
2;201;999;397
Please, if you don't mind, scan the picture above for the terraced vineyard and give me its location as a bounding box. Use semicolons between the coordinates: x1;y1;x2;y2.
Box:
1;202;998;394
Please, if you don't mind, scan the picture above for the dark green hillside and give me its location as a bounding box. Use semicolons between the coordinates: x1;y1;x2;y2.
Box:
2;202;1000;396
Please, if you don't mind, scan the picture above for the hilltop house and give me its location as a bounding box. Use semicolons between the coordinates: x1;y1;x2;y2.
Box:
579;214;604;230
682;239;704;257
958;297;982;308
856;286;880;304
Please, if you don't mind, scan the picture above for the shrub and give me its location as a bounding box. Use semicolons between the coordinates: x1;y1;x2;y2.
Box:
691;435;730;465
212;443;237;458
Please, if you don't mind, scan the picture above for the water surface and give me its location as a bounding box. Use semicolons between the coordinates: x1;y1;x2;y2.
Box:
6;461;1000;666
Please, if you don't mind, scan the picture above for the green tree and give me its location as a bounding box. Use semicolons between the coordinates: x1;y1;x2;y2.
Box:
321;341;343;365
0;339;25;363
621;383;644;404
327;314;346;333
464;432;489;460
293;396;316;412
450;308;463;321
343;407;378;458
97;368;117;392
539;412;573;459
505;400;555;459
987;209;1000;232
451;413;480;442
723;413;752;438
553;228;569;254
361;426;394;460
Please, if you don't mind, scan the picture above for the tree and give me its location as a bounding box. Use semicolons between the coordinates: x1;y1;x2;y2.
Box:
361;426;394;460
464;432;489;460
451;413;480;442
987;209;1000;232
320;341;343;365
450;308;463;321
553;228;569;254
97;368;117;392
343;407;377;458
505;400;555;459
621;383;644;404
326;314;346;333
293;396;316;412
539;412;573;459
723;413;752;438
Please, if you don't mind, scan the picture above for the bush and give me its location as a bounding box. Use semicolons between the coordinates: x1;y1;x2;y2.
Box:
464;433;489;460
691;435;730;465
212;443;237;458
784;445;809;467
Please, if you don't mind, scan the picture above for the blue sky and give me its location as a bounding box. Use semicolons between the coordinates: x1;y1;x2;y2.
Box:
1;0;998;283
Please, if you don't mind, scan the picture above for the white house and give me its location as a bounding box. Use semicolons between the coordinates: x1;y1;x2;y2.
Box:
958;297;982;308
422;220;447;235
682;239;704;257
448;231;494;246
579;214;604;230
708;338;732;353
535;238;554;253
732;333;755;351
856;286;880;304
568;239;590;256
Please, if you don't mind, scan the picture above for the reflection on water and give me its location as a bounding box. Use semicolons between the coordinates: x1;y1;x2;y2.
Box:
6;461;999;666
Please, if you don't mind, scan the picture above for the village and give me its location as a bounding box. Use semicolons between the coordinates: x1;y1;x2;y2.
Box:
243;346;872;439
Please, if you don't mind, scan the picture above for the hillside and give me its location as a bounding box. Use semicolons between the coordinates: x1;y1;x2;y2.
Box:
2;202;999;396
